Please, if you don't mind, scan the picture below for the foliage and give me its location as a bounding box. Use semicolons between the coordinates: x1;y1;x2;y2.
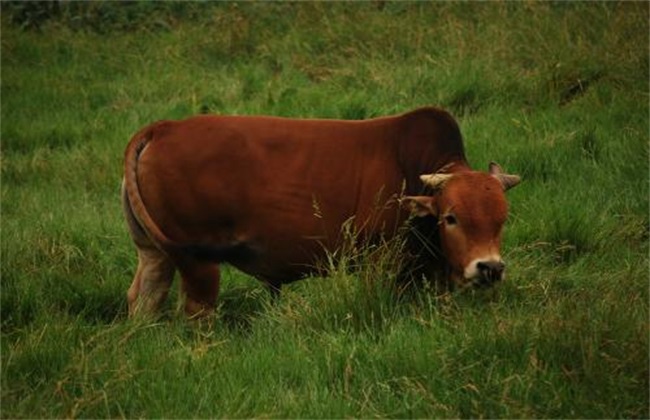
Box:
2;2;648;418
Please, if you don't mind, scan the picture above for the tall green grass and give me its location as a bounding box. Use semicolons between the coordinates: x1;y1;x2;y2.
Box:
2;2;648;418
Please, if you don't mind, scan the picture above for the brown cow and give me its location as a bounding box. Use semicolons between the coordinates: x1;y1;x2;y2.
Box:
122;107;520;317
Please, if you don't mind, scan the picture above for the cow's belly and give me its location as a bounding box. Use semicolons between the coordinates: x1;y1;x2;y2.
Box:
179;230;329;284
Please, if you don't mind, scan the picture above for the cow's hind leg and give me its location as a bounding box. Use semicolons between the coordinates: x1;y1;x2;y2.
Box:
127;245;176;316
123;180;175;317
176;256;220;318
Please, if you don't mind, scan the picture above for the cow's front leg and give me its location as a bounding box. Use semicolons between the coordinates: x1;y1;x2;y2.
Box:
265;279;282;302
175;256;220;318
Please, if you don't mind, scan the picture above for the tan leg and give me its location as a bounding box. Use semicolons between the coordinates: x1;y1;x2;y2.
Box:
176;257;220;319
122;180;176;317
127;245;176;316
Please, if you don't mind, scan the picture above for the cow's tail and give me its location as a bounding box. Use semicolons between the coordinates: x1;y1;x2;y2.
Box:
123;123;174;251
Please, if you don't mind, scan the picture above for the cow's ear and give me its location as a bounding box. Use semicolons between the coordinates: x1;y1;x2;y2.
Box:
401;196;437;217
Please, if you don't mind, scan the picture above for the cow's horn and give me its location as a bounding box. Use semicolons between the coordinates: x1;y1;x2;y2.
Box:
420;173;453;189
489;162;521;191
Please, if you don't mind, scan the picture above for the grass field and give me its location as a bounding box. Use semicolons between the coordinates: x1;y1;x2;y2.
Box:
2;2;648;418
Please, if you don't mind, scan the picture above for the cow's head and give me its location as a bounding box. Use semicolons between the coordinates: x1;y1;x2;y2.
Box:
403;163;520;289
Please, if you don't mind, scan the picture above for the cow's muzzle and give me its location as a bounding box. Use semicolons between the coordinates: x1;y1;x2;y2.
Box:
463;258;505;288
474;260;505;287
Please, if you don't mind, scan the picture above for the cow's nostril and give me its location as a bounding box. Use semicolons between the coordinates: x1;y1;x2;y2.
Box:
477;261;505;283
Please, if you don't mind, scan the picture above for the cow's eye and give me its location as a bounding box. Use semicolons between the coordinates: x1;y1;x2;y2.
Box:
444;214;457;226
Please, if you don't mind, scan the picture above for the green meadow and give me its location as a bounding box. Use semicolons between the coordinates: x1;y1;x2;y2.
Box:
2;2;648;418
